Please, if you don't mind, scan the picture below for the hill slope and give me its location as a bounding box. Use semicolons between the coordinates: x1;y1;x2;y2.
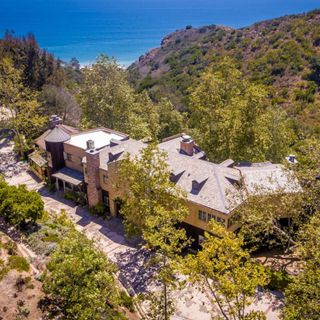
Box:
129;9;320;133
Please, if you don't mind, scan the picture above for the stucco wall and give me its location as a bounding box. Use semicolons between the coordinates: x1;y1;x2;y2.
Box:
63;143;85;172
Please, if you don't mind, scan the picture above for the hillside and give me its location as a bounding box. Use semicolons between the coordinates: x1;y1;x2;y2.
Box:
129;9;320;134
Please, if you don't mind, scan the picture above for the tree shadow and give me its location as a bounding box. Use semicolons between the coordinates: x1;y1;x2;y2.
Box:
114;247;159;295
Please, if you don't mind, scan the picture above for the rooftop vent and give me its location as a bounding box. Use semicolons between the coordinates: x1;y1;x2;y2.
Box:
49;115;62;129
180;135;194;156
86;139;95;150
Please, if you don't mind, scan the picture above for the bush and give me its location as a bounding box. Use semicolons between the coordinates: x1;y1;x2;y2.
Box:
0;179;44;226
4;240;18;255
8;256;30;272
89;202;105;216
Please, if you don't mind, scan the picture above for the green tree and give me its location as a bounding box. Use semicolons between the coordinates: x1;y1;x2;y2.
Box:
78;55;158;140
184;221;268;320
157;98;185;140
43;230;124;320
282;212;320;320
0;57;46;154
188;57;294;163
0;178;44;226
119;144;189;319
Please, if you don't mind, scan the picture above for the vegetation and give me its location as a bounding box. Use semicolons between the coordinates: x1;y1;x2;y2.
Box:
42;230;125;320
119;144;189;319
78;55;184;141
0;177;44;226
282;212;320;320
184;221;268;320
129;10;320;137
0;57;46;154
189;58;294;162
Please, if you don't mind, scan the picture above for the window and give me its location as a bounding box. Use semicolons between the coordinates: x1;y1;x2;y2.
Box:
67;153;72;161
198;210;225;225
198;210;207;222
103;174;108;184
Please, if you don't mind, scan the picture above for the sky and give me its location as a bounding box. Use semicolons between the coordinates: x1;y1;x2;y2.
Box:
0;0;319;65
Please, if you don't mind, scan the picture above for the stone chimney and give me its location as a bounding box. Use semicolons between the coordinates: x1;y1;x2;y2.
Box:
49;115;62;129
86;139;95;150
180;135;194;156
86;148;101;208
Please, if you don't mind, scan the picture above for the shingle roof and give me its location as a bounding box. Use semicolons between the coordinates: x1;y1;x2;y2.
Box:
44;126;71;143
235;163;302;195
96;139;301;216
158;134;206;159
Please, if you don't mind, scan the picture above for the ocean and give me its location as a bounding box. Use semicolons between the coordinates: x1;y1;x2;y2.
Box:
0;0;319;66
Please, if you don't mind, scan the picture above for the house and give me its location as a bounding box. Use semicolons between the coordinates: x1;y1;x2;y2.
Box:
31;116;301;244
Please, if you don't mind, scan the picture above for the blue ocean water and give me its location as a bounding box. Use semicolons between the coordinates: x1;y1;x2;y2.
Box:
0;0;319;66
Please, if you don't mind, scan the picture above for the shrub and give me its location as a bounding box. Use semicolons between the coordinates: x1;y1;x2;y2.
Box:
8;256;30;272
0;180;44;226
4;240;18;255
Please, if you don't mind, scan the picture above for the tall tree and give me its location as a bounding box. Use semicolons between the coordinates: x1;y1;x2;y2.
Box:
188;57;294;163
119;145;189;319
282;212;320;320
157;98;185;140
78;55;156;139
43;230;124;320
0;57;46;154
184;221;268;320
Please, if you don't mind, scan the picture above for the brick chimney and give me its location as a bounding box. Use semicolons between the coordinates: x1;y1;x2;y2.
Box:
180;135;194;156
49;115;62;129
85;148;101;208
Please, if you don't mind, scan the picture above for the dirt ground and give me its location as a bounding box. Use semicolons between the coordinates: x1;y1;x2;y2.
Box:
0;233;44;320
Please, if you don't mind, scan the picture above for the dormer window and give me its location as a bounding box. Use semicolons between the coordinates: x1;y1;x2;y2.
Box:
108;149;124;162
170;170;185;183
191;178;207;194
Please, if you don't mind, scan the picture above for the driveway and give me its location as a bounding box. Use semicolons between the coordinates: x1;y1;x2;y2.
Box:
1;139;283;320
